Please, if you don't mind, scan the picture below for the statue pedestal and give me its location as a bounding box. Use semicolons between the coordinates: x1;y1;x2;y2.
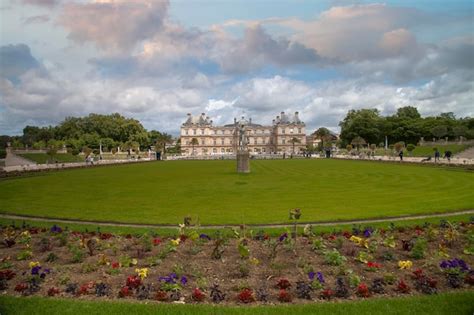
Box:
237;150;250;173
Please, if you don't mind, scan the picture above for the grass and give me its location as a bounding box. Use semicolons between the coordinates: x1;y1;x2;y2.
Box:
18;153;84;164
375;144;472;157
0;213;471;237
0;159;473;225
0;291;473;315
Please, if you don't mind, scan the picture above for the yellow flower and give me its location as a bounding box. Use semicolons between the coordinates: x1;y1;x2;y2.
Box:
171;238;181;246
131;258;138;266
350;236;368;248
398;260;413;269
135;268;148;280
250;257;260;265
350;236;362;243
29;261;40;268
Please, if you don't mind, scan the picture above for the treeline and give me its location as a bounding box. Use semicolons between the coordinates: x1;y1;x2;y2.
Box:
338;106;474;147
1;113;174;155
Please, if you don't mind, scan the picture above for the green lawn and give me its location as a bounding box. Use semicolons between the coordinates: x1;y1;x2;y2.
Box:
0;159;473;225
375;144;472;157
18;153;84;164
1;291;473;315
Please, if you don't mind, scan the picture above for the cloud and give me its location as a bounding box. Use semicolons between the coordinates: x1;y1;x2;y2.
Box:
0;44;40;82
20;0;59;7
58;0;169;52
23;14;50;24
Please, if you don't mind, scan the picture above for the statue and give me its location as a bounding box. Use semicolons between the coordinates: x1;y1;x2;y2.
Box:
238;123;247;150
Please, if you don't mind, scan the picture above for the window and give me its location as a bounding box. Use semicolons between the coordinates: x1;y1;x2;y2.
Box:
282;139;286;144
221;148;225;153
201;139;205;145
298;128;302;134
193;129;196;135
221;139;224;145
282;128;285;134
290;128;294;134
186;141;189;145
213;139;216;145
185;129;189;135
213;148;217;153
201;129;205;135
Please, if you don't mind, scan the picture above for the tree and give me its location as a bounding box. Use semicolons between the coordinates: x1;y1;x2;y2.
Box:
156;133;173;156
339;109;383;146
290;137;301;154
190;138;199;155
431;125;448;140
453;126;468;140
396;106;421;120
394;142;404;153
346;144;352;153
351;136;366;151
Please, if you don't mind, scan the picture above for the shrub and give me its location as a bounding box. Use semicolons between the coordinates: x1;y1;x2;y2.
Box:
277;289;292;302
237;288;255;303
276;278;291;290
411;238;427;259
324;249;347;266
396;280;411;293
295;281;313;299
357;283;370;297
192;288;205;302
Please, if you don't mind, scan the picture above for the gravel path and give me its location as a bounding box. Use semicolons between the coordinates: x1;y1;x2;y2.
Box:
0;209;472;230
456;146;474;159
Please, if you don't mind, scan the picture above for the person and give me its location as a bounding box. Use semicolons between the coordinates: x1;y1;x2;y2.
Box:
434;149;440;162
444;150;452;162
399;150;403;161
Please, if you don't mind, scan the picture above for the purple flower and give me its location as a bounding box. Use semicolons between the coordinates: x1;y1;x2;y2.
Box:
317;272;325;284
159;275;175;284
308;271;315;281
180;276;188;285
363;228;373;238
199;234;211;240
440;261;449;269
278;233;288;242
31;266;41;275
440;258;470;272
50;225;62;233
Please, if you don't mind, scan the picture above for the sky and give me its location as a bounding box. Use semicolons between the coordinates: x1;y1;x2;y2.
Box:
0;0;473;136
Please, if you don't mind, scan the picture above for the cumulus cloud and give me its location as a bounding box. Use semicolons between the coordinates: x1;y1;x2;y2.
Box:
20;0;59;7
0;44;40;82
23;14;50;24
58;0;169;51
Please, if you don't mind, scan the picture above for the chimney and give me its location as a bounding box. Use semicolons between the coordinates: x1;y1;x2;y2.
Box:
277;116;280;119
234;117;237;123
187;113;191;116
201;113;205;116
210;120;213;124
281;111;285;115
272;119;275;124
249;118;252;124
241;116;245;120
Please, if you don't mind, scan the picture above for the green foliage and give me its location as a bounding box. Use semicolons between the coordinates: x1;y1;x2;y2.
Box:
323;249;347;266
68;245;85;263
16;250;33;261
411;237;427;259
356;251;372;263
312;237;326;251
238;240;250;259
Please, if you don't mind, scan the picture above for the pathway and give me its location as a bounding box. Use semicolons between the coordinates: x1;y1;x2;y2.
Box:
456;146;474;159
4;151;37;167
0;209;472;230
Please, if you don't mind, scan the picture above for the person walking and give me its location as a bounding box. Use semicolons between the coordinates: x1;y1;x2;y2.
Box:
399;150;403;161
434;149;440;162
444;150;452;162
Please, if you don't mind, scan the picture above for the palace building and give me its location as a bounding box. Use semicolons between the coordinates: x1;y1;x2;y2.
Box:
180;112;306;156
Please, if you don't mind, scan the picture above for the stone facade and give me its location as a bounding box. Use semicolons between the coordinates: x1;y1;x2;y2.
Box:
180;112;306;156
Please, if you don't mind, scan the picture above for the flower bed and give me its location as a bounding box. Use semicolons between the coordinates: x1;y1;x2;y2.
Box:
0;220;473;304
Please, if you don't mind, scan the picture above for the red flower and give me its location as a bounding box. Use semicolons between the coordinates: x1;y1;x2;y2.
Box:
153;238;162;246
99;233;113;240
79;281;94;295
179;235;188;242
343;231;351;239
328;235;337;241
192;288;205;302
276;278;291;289
238;288;255;303
412;269;424;280
126;275;141;289
367;261;382;269
47;287;60;296
263;234;269;240
111;262;120;269
278;289;292;302
357;283;370;297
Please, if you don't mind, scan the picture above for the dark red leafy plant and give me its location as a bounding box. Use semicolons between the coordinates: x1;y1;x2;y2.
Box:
118;286;132;298
126;275;141;289
0;270;16;280
192;288;205;302
397;280;411;293
357;283;370;297
320;288;334;300
47;287;60;296
155;290;168;301
238;288;255;303
14;283;28;293
277;289;292;302
276;278;291;289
